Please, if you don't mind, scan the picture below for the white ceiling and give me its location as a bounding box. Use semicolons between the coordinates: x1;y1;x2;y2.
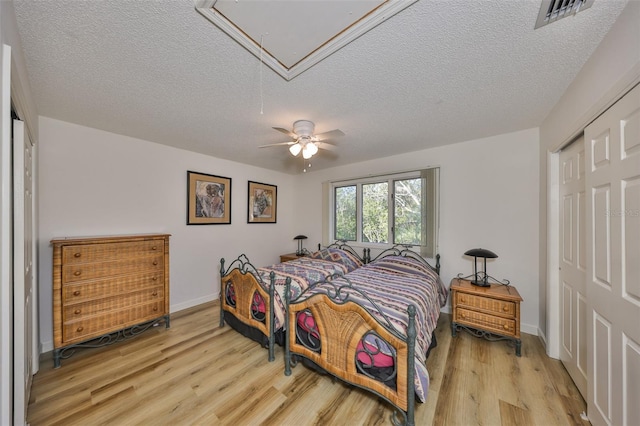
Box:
13;0;629;174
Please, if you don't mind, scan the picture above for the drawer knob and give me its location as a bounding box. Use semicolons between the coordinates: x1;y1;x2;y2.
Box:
74;252;81;258
74;271;81;276
152;291;158;297
503;324;509;330
152;246;158;251
460;313;466;319
76;326;84;332
153;261;158;266
74;309;81;315
73;290;80;296
153;307;158;311
460;297;465;303
152;276;158;281
503;306;509;312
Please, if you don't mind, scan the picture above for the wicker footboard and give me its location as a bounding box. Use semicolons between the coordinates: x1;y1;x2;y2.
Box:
219;256;280;361
284;281;417;426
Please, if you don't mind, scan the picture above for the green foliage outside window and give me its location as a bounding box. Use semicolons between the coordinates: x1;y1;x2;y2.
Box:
335;186;356;240
394;178;422;245
362;182;388;243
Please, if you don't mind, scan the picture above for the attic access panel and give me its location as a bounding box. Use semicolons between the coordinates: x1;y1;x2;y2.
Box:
195;0;418;81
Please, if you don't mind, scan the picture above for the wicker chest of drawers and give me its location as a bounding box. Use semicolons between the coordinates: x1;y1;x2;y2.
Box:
450;278;523;356
51;234;170;367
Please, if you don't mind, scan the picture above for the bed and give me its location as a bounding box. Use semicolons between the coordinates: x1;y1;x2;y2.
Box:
284;246;447;426
218;242;366;361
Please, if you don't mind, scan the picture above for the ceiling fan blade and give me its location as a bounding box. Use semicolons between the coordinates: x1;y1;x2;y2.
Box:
272;127;297;139
258;141;295;148
314;129;345;141
316;142;337;151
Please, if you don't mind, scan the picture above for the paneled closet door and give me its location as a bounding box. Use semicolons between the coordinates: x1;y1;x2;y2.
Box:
585;83;640;426
13;119;35;426
559;136;587;398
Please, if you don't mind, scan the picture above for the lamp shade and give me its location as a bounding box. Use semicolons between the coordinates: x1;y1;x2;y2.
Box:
464;248;498;258
306;142;318;156
294;235;308;240
289;143;302;156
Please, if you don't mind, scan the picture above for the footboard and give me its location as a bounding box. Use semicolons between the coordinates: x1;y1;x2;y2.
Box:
284;278;417;426
220;255;283;361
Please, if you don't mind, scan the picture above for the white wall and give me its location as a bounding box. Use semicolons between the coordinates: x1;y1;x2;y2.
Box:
294;128;541;334
38;117;297;352
538;0;640;348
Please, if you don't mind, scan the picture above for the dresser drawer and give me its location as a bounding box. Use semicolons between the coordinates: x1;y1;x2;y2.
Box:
455;308;517;337
63;287;164;321
62;240;165;265
456;292;515;317
62;255;164;283
62;272;164;304
62;301;165;343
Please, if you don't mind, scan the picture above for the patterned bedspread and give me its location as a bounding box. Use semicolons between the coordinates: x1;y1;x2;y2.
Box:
296;255;448;402
257;249;363;329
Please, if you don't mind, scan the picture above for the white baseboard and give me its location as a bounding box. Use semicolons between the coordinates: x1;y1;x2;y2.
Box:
170;293;218;313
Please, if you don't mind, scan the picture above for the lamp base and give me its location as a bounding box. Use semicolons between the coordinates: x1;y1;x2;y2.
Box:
470;279;491;287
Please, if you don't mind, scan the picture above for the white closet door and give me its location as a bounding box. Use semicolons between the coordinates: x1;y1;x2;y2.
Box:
559;136;588;398
13;119;35;426
585;83;640;426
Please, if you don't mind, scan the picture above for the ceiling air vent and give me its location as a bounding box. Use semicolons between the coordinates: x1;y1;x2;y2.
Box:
535;0;595;29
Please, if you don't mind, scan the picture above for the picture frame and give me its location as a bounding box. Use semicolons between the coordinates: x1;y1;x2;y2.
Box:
187;171;231;225
248;181;277;223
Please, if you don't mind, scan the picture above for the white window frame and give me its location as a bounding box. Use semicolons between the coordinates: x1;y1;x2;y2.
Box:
326;168;439;258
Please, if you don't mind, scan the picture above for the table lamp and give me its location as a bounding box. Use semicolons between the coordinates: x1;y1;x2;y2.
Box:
464;248;498;287
294;235;308;256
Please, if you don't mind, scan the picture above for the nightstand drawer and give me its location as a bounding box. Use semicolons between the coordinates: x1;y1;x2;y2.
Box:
456;292;516;317
455;308;517;337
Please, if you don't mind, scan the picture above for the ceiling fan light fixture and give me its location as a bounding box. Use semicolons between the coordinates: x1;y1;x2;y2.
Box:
306;142;318;156
289;143;302;156
302;145;313;159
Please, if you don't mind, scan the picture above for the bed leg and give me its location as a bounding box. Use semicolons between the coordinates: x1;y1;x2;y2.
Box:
219;258;226;328
268;271;276;362
407;304;416;426
284;277;292;376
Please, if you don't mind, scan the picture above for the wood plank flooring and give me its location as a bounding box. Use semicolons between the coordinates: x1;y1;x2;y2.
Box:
28;301;589;425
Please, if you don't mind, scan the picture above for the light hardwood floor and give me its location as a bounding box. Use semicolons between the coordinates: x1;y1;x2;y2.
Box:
28;301;589;425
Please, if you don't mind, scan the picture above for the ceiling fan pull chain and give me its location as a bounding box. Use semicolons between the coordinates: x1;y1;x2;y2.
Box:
259;34;265;115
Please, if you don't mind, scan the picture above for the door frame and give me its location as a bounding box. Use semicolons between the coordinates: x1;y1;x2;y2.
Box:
546;74;640;361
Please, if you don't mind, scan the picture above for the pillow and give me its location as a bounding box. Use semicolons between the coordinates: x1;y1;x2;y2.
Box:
368;255;438;281
309;248;363;272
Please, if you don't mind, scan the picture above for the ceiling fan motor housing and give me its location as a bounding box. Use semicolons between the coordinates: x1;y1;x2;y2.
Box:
293;120;315;138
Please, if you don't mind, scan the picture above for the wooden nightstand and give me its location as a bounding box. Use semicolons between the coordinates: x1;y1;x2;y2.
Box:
280;253;306;263
450;278;523;356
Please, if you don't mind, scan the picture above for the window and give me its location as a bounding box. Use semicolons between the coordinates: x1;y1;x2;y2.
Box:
328;168;439;257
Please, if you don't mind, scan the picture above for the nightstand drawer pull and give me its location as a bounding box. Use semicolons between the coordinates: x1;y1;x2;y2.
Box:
74;252;81;258
76;326;84;332
152;246;158;250
153;261;158;266
73;290;80;296
74;271;81;276
503;324;509;330
74;309;81;315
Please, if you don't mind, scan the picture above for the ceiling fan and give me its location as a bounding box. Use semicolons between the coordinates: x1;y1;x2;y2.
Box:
259;120;345;159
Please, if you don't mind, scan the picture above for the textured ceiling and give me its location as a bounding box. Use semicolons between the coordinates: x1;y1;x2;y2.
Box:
13;0;629;174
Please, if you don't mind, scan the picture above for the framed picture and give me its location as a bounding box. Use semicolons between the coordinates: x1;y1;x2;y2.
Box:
187;171;231;225
248;181;277;223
